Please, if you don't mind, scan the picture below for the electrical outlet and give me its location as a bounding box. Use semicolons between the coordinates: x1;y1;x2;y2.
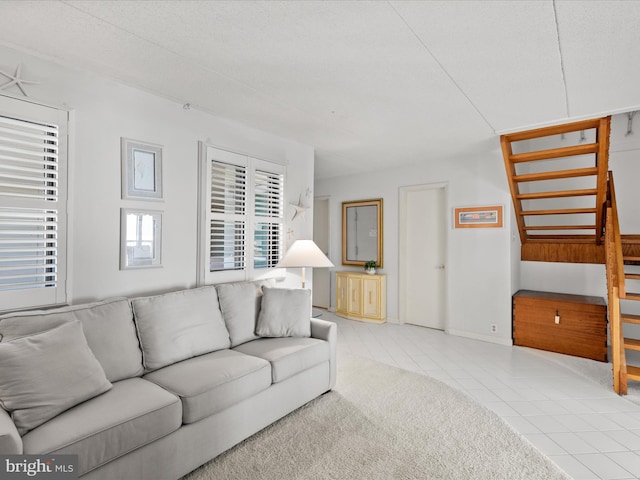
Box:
490;324;497;333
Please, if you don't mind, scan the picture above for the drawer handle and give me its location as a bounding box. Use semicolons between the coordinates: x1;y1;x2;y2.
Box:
555;310;560;325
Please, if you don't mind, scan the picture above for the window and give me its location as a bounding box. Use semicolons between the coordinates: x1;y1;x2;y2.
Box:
198;144;285;285
0;96;68;311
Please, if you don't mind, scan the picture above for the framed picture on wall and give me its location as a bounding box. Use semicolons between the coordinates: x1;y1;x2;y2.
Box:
120;208;163;269
454;205;503;228
121;138;163;200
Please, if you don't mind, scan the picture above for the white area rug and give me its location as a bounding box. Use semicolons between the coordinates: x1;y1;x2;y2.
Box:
183;355;568;480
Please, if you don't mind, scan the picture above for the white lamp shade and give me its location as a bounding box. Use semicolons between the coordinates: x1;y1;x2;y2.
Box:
277;240;334;268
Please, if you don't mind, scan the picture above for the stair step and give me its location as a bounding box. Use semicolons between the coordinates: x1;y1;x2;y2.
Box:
503;118;602;142
627;365;640;382
621;235;640;245
517;188;597;200
523;225;595;231
624;338;640;351
526;235;597;242
513;167;599;182
624;293;640;301
520;208;596;216
510;144;599;164
625;274;640;281
622;314;640;324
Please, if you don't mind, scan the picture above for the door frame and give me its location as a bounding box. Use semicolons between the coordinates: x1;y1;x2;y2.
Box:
398;182;449;331
312;195;331;309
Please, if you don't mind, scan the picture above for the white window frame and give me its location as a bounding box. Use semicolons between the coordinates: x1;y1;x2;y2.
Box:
197;143;285;285
0;94;69;312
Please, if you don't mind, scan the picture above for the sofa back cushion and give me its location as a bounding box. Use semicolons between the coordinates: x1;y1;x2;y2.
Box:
132;286;231;372
0;321;112;436
0;298;143;382
215;280;274;347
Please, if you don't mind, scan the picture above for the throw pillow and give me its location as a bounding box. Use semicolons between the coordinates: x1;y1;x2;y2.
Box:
0;298;143;382
255;287;311;338
0;321;112;436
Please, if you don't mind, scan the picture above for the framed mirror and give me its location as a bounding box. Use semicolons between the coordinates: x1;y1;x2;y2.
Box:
342;199;383;267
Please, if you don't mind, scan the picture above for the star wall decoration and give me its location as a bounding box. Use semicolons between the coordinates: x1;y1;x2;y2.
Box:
289;194;309;222
0;63;39;97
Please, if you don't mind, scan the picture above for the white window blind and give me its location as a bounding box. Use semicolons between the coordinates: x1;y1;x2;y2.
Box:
209;160;246;272
0;209;58;289
253;168;283;269
198;145;285;284
0;96;68;311
0;116;58;201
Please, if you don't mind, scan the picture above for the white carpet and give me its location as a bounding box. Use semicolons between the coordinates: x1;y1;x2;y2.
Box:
183;355;569;480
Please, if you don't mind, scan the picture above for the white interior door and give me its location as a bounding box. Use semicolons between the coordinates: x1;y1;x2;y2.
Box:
400;185;446;329
312;197;330;309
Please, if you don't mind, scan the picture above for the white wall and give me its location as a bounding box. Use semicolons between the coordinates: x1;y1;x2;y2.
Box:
315;149;516;345
610;113;640;233
609;113;640;333
0;46;314;304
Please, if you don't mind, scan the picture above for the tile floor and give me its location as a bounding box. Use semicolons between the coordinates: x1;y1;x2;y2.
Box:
328;311;640;480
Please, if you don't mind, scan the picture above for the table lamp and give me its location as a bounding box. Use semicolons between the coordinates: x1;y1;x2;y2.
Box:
277;239;334;288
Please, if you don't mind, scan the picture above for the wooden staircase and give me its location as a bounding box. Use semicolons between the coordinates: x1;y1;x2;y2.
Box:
607;185;640;394
501;115;640;395
500;117;611;264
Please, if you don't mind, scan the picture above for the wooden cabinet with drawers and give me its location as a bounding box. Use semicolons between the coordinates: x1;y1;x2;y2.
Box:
512;290;607;362
336;272;386;323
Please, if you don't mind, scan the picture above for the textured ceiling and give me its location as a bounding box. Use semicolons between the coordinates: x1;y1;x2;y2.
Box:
0;1;638;179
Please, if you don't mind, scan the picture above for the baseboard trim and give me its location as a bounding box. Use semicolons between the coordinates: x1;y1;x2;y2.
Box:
448;329;513;347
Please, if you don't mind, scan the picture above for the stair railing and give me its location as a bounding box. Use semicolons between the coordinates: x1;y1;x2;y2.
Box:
605;171;627;394
596;119;612;243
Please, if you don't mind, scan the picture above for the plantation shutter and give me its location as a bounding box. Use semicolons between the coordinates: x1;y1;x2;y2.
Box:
198;145;285;285
0;97;68;311
253;165;284;269
209;160;247;272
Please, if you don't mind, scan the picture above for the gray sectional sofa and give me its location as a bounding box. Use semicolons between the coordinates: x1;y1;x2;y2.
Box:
0;281;337;479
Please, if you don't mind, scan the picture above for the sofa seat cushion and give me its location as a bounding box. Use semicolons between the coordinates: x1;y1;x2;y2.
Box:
234;337;329;383
21;378;181;477
143;349;271;424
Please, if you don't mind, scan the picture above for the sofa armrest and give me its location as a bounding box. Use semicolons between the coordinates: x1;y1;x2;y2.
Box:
310;318;335;342
0;408;22;454
310;318;337;389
